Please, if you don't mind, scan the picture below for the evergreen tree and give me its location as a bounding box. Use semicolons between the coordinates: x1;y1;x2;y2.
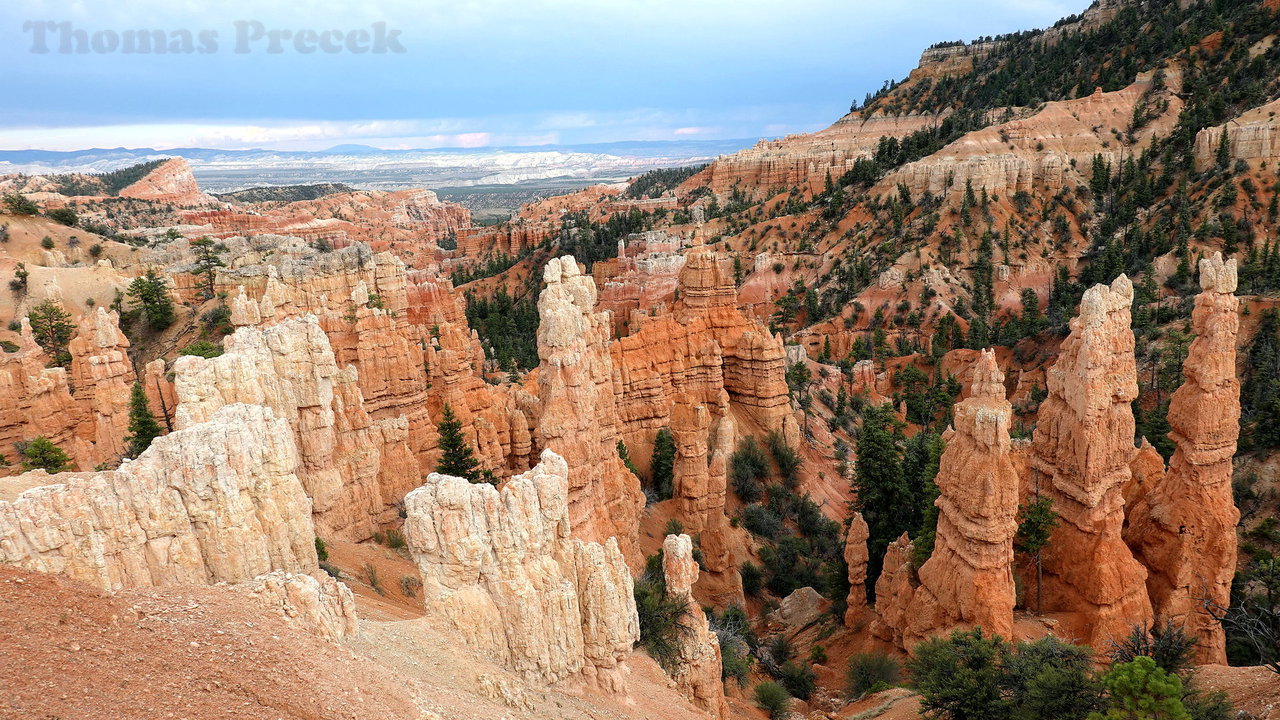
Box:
852;404;912;593
650;428;676;500
125;381;162;458
1015;497;1058;612
189;237;225;300
1088;656;1189;720
19;436;71;473
435;403;483;482
127;268;176;330
27;300;76;367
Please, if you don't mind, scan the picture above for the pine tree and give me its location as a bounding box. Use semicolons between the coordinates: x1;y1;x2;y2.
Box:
1215;130;1231;171
650;428;676;500
19;436;71;473
853;404;910;594
125;382;162;458
1016;497;1058;612
127;268;176;330
27;300;76;367
434;403;482;482
189;237;225;300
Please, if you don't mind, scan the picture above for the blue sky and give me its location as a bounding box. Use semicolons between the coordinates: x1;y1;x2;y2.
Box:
2;0;1077;151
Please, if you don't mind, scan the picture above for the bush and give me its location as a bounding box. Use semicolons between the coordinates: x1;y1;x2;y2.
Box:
400;575;421;598
202;304;232;332
1108;621;1195;676
742;503;783;539
362;562;383;595
664;518;684;537
17;436;72;473
908;628;1009;720
46;208;78;227
634;572;687;673
754;681;791;720
765;430;802;487
650;428;675;500
741;561;764;597
779;661;817;700
314;537;329;562
730;435;769;502
88;243;103;258
383;528;406;549
847;652;900;698
179;340;223;358
1091;656;1188;720
710;605;755;684
40;236;54;250
3;194;38;215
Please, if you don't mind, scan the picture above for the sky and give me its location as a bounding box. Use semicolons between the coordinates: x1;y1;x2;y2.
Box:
2;0;1078;151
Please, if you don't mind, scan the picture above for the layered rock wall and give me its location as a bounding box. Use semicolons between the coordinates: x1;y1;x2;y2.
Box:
0;404;316;590
403;449;639;692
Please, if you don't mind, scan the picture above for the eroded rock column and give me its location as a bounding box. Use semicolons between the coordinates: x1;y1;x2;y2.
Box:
662;534;730;719
1126;253;1240;663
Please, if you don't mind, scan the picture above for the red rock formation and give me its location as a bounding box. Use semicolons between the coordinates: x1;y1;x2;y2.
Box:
118;158;214;206
1030;275;1152;649
66;308;136;465
1126;253;1240;664
904;349;1018;646
870;533;918;649
662;534;730;719
844;512;870;627
537;256;645;561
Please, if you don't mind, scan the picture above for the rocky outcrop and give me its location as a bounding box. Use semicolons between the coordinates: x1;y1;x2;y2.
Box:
662;534;730;719
1194;98;1280;171
537;256;645;561
173;316;415;541
870;533;917;649
905;349;1019;646
230;570;359;642
67;307;136;465
844;512;870;626
118;158;214;206
1126;254;1240;664
0;308;139;475
1030;275;1152;648
403;449;639;692
0;404;316;590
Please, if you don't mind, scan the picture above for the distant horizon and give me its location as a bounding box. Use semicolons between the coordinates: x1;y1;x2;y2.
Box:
3;0;1079;152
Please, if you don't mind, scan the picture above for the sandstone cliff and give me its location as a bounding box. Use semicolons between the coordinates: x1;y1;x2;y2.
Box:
1030;275;1152;648
173;316;414;541
230;570;360;642
662;534;730;719
403;449;640;692
0;403;316;590
1126;253;1240;664
118;158;215;206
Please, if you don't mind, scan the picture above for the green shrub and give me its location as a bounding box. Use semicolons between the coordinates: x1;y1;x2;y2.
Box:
754;681;790;720
40;236;54;250
664;518;684;537
1108;621;1195;676
809;644;827;665
46;208;78;227
765;430;802;487
779;660;817;700
314;537;329;562
179;340;223;358
384;528;406;549
1090;656;1188;720
741;561;764;597
634;571;687;673
710;605;755;684
3;194;38;215
847;652;900;698
650;428;675;500
17;436;71;473
742;503;783;539
730;435;769;502
363;562;383;595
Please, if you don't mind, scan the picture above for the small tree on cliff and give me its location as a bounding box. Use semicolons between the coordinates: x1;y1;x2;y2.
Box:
18;436;71;473
189;236;225;300
27;300;76;367
1015;496;1058;612
127;268;176;331
125;382;163;458
650;428;676;501
434;403;483;483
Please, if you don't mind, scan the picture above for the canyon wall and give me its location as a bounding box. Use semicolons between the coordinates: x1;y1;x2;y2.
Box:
173;316;414;541
0;403;316;591
1126;253;1240;664
403;449;639;692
